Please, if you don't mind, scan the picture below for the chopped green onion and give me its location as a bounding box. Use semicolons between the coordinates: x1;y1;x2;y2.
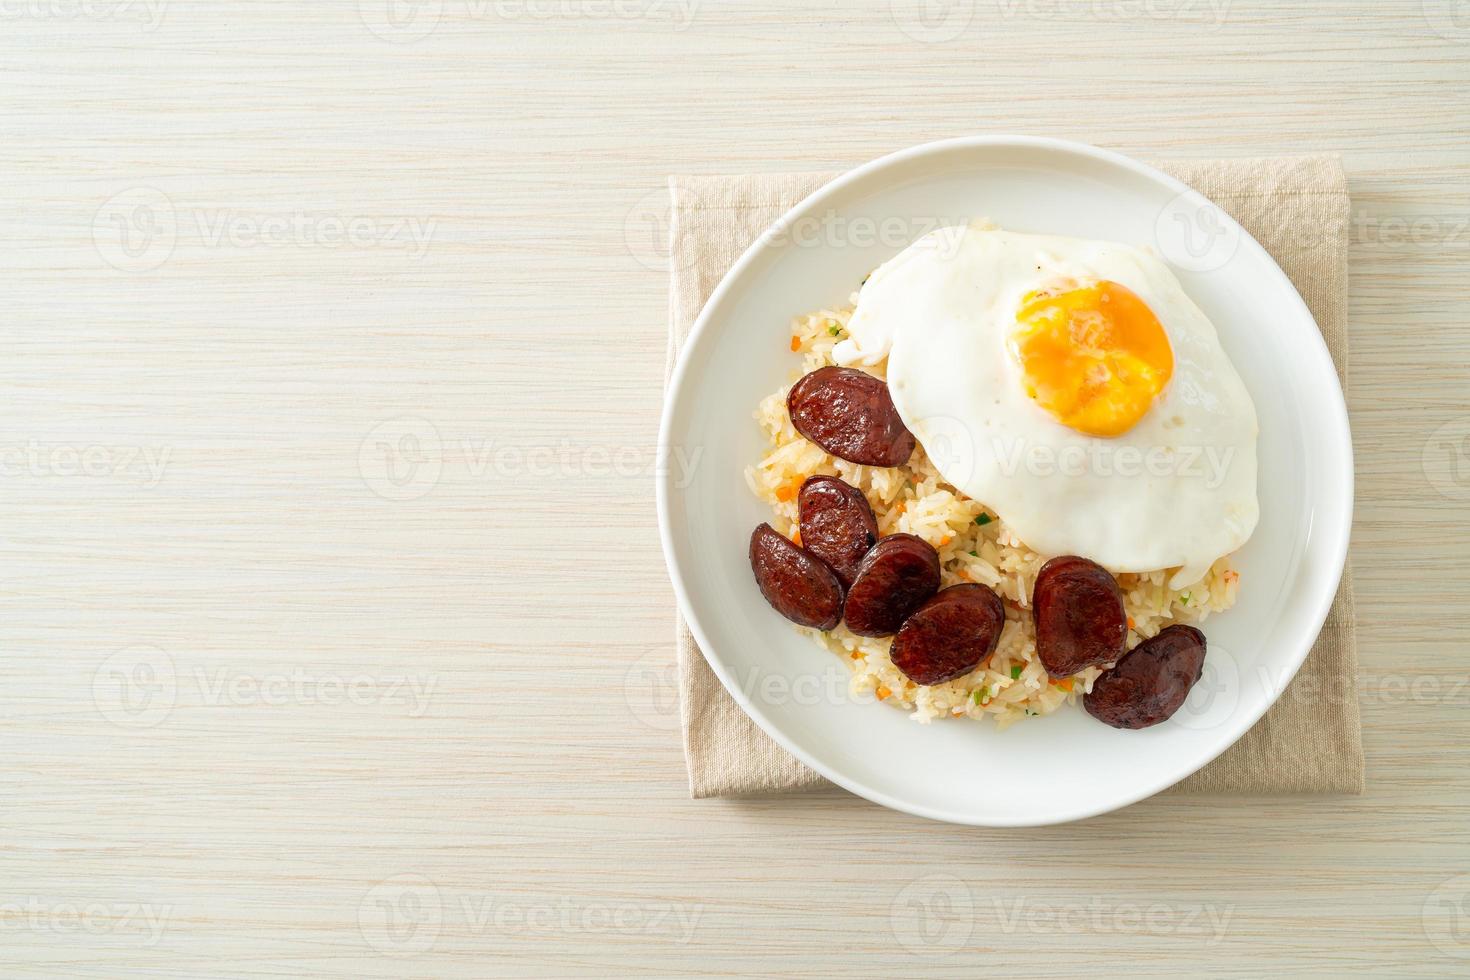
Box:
1180;592;1191;606
973;688;989;706
1010;665;1022;680
967;550;977;557
828;325;841;336
974;514;992;526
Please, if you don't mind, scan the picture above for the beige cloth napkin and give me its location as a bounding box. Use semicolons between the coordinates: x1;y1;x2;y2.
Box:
666;155;1363;799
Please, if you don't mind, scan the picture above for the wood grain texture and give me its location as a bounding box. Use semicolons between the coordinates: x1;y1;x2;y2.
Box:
1;1;1467;975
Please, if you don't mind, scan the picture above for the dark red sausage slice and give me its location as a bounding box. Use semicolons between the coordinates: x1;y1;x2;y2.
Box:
1032;555;1127;678
787;366;916;467
749;523;843;630
1085;625;1207;729
890;584;1005;686
843;533;940;637
797;475;878;589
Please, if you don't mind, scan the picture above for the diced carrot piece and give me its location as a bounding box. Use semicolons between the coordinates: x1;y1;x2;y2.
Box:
1053;677;1074;692
774;482;797;502
789;336;800;351
876;686;892;700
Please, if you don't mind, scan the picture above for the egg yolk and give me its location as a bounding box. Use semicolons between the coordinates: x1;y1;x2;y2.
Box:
1010;281;1174;437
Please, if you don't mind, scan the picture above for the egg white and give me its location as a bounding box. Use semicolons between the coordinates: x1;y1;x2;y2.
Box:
834;224;1259;588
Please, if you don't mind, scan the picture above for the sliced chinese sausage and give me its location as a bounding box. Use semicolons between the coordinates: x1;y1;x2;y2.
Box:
786;366;916;467
843;533;941;637
1032;555;1128;678
890;584;1005;686
1085;625;1207;730
797;475;878;589
749;523;843;630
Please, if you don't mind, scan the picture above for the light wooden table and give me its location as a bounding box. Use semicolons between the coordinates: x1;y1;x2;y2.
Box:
2;2;1468;975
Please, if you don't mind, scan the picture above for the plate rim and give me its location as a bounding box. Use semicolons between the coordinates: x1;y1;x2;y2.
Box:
656;135;1353;826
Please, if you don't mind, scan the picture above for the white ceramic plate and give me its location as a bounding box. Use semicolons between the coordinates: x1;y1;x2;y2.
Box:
657;136;1352;826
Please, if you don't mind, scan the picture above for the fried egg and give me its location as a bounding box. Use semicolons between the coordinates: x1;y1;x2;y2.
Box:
834;224;1258;588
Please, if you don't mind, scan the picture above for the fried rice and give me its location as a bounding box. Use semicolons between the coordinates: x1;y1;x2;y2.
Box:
744;301;1240;728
